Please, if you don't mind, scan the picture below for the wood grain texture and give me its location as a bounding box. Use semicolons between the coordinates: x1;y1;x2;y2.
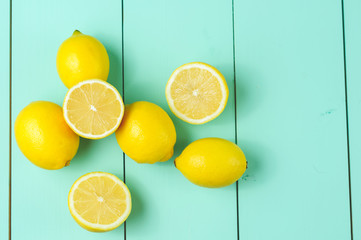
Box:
344;0;361;239
0;0;10;239
123;0;237;239
235;0;351;239
11;0;124;239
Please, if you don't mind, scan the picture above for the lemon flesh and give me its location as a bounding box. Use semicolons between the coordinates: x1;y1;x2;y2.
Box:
175;138;247;188
115;101;176;164
14;101;79;170
68;172;131;232
63;79;124;139
166;62;229;124
56;30;109;88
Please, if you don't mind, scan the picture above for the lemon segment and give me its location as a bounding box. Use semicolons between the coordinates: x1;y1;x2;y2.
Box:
68;172;131;232
166;62;229;124
63;79;124;139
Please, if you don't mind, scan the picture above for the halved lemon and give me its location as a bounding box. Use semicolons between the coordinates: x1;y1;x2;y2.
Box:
165;62;229;124
63;79;124;139
68;172;132;232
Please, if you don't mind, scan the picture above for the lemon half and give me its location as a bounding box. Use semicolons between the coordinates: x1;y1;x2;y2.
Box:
68;172;131;232
63;79;124;139
166;62;229;124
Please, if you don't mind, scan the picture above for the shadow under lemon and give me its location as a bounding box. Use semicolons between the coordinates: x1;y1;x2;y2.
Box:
66;138;93;168
237;140;270;186
106;49;123;93
124;177;145;224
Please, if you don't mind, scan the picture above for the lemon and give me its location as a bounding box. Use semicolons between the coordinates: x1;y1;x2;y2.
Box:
115;101;176;164
165;62;229;124
175;138;247;188
68;172;131;232
63;79;124;139
14;101;79;170
56;30;109;88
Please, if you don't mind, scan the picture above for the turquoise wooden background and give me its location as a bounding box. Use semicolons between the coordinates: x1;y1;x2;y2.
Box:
1;0;359;239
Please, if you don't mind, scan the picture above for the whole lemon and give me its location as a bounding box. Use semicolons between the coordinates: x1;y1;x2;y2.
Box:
15;101;80;170
175;138;247;188
56;30;109;88
115;101;176;164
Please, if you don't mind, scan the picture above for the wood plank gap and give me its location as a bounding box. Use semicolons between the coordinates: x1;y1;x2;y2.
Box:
231;0;240;239
121;0;126;239
8;0;12;239
341;0;353;239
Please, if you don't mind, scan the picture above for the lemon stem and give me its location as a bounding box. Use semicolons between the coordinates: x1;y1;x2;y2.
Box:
72;30;82;36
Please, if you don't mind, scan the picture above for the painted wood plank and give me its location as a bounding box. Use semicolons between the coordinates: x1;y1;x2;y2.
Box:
123;0;237;239
0;0;10;239
11;0;124;239
235;0;351;239
344;0;361;239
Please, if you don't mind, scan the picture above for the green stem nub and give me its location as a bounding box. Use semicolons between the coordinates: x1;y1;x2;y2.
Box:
72;30;82;36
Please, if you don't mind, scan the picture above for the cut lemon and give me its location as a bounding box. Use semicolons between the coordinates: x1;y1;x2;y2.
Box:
68;172;132;232
165;62;229;124
63;79;124;139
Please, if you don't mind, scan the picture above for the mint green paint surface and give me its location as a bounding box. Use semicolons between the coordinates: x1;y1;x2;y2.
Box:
344;0;361;239
123;0;237;239
1;0;357;239
235;0;351;239
11;0;124;239
0;0;9;239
